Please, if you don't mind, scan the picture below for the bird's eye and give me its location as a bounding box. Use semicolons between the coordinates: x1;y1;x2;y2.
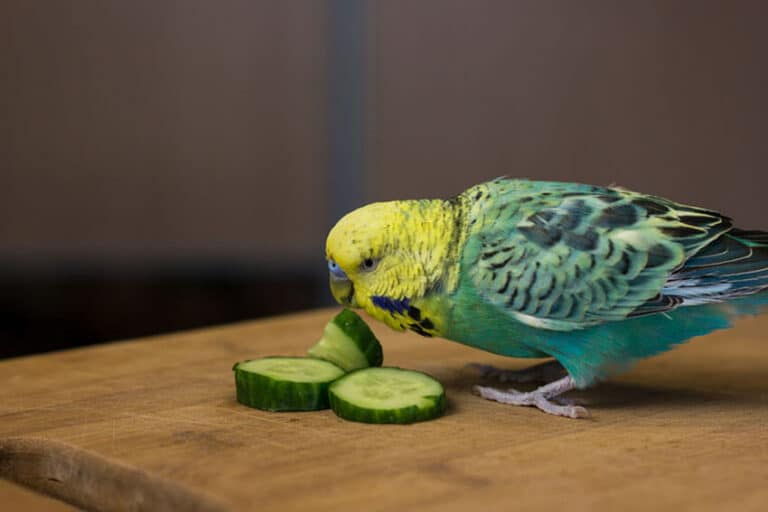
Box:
361;258;377;271
328;259;347;279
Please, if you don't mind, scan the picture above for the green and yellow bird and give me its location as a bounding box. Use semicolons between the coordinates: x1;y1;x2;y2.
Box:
325;178;768;418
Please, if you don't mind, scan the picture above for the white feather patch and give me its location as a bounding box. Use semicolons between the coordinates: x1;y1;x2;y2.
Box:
510;311;590;331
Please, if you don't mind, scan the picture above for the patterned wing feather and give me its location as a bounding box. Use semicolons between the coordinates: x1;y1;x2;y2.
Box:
465;179;732;331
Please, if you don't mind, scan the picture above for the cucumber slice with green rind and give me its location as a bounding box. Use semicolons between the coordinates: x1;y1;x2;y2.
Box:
329;367;446;424
307;309;383;372
234;357;345;411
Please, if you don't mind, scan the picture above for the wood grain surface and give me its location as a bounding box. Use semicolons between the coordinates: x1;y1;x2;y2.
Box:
1;308;767;511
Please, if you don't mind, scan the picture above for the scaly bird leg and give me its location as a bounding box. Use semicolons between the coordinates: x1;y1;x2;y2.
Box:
467;359;566;384
473;375;590;419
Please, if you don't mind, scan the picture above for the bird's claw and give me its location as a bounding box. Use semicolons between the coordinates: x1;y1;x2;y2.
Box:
473;385;589;418
551;395;590;407
472;376;590;419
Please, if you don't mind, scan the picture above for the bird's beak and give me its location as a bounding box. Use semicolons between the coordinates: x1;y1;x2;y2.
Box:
330;274;356;306
328;259;357;306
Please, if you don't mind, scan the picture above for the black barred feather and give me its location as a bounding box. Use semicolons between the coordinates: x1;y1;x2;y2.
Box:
465;178;766;330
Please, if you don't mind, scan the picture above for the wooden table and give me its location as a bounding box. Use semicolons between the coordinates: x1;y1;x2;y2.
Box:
1;308;767;511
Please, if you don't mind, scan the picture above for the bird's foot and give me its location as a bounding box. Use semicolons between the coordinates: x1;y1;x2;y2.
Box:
467;359;566;384
472;375;590;419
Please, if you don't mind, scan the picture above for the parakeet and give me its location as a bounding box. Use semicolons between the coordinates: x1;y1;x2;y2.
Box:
325;178;768;418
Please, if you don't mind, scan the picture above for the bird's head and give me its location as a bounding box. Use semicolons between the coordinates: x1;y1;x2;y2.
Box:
325;199;463;330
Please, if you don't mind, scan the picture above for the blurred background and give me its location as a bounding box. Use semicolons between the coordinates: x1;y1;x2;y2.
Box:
1;1;766;358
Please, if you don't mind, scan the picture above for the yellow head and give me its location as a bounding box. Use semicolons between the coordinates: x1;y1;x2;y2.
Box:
325;199;463;330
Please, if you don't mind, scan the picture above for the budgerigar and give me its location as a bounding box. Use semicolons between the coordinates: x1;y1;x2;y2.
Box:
325;178;768;418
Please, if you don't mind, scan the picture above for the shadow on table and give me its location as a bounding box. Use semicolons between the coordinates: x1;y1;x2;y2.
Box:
438;363;768;414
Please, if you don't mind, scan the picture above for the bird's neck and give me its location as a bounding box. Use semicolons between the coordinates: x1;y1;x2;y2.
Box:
358;198;466;335
403;197;467;294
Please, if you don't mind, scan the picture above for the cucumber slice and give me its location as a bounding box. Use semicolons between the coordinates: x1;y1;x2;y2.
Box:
329;367;446;424
233;357;345;411
307;309;383;372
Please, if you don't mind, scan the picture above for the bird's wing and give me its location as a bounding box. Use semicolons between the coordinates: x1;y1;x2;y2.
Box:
466;179;732;331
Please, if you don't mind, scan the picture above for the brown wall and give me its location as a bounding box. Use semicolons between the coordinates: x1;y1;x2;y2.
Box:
368;1;767;227
1;1;328;266
1;1;766;271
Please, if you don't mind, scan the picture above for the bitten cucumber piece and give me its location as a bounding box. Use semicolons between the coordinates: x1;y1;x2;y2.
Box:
307;309;383;371
329;367;446;424
233;357;345;411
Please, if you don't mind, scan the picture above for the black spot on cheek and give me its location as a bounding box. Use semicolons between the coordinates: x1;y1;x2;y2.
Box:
410;324;433;337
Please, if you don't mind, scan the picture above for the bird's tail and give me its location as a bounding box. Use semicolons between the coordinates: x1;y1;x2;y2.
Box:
562;229;768;387
722;229;768;315
664;228;768;311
